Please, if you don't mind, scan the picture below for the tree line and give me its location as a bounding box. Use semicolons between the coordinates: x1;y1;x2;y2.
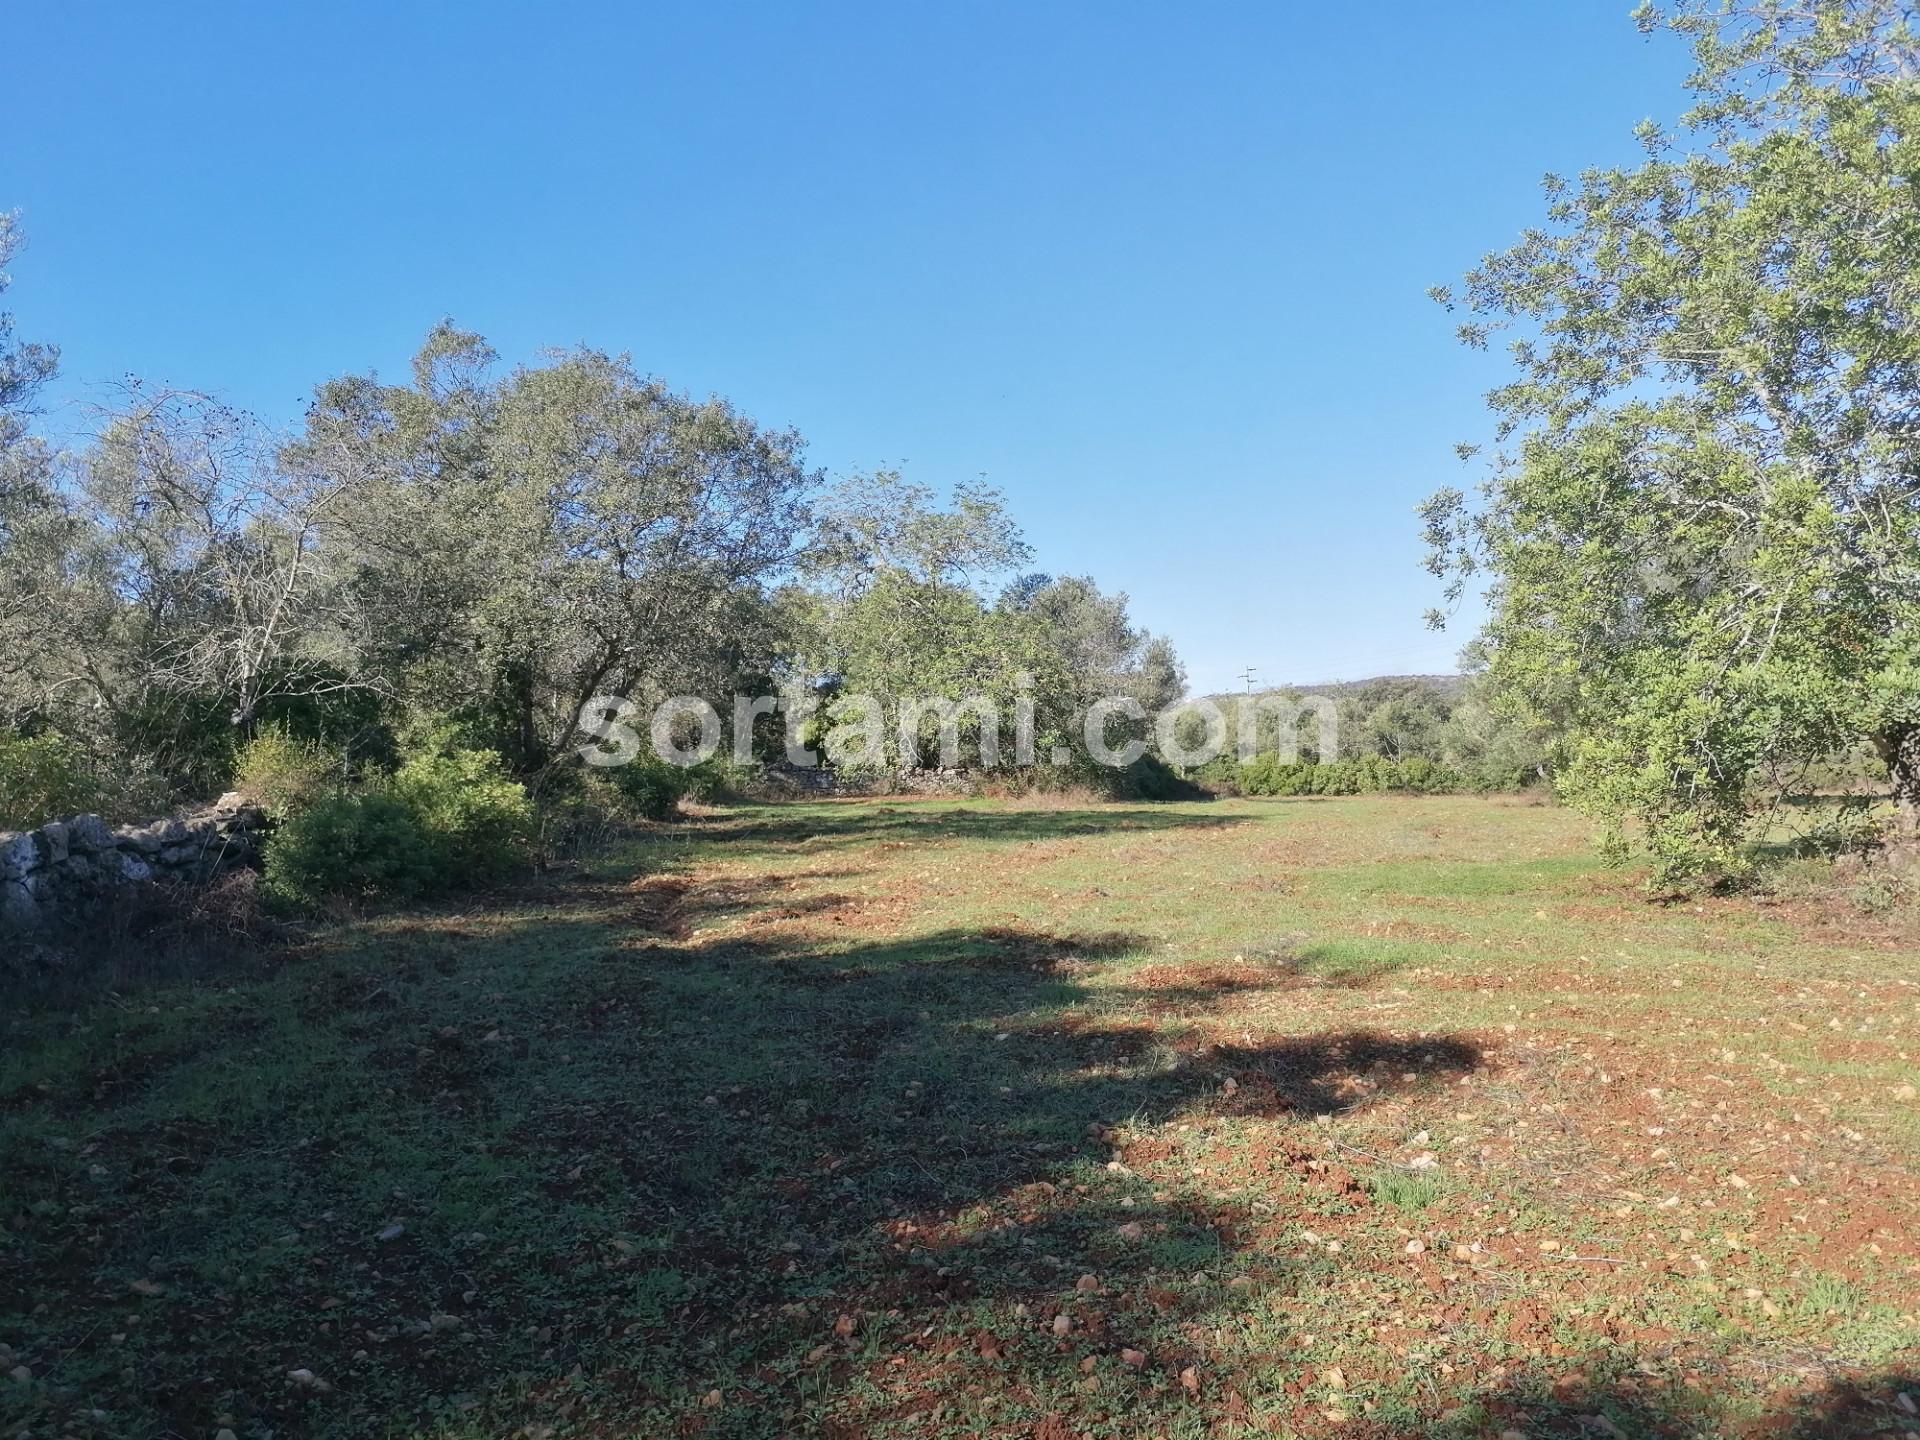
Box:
0;260;1194;829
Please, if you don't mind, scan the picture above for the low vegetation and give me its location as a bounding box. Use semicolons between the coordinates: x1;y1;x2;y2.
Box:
4;5;1919;1436
4;794;1916;1438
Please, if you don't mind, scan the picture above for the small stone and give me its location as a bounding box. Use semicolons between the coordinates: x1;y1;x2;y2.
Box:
375;1222;406;1242
1120;1347;1147;1368
1405;1239;1426;1255
9;1364;31;1383
1075;1273;1099;1293
1052;1312;1072;1336
1115;1221;1145;1241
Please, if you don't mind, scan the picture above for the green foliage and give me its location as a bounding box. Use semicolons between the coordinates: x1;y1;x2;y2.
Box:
1109;753;1207;801
261;792;440;908
792;482;1185;779
1370;1170;1441;1213
1426;1;1920;887
232;726;342;821
603;754;694;821
263;747;535;907
1222;754;1465;797
389;748;535;883
1209;676;1543;787
679;754;758;803
0;733;106;829
108;689;241;808
287;328;814;773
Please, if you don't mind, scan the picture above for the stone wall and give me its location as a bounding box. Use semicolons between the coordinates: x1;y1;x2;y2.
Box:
0;793;268;932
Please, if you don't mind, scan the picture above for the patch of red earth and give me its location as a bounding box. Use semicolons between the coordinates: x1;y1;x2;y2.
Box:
624;875;690;937
1128;961;1286;1010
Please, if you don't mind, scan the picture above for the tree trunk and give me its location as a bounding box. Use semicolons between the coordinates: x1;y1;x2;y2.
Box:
1874;725;1920;844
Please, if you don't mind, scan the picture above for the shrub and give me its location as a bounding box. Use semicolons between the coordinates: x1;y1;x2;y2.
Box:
261;749;535;908
679;754;757;803
1229;756;1466;798
604;754;692;821
262;792;441;908
1111;753;1207;801
232;726;342;820
0;733;107;829
390;748;535;884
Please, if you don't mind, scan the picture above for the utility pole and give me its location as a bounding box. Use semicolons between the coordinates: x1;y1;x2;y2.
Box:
1239;666;1259;696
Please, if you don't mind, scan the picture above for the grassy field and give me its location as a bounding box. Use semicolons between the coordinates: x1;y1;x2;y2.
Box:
4;794;1919;1439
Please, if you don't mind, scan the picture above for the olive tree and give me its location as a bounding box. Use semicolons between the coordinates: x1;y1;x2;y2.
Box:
293;325;816;772
0;214;65;721
1424;0;1920;883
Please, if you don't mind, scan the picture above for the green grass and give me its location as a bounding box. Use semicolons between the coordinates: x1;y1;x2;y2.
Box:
3;794;1917;1438
1368;1170;1442;1213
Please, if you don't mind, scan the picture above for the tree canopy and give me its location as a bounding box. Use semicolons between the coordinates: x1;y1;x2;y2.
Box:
0;251;1191;820
1425;0;1920;884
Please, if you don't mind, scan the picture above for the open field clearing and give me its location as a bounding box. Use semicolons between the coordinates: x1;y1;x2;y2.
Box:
4;795;1918;1439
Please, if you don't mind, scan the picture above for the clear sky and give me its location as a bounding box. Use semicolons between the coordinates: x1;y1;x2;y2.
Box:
2;3;1689;695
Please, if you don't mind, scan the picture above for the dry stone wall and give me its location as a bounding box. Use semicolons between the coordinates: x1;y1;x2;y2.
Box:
0;793;267;933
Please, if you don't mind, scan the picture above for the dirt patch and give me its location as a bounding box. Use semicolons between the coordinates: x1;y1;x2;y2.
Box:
625;875;690;936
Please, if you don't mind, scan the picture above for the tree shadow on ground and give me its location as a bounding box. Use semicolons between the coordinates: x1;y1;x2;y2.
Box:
2;826;1911;1440
1415;1365;1920;1439
701;799;1247;857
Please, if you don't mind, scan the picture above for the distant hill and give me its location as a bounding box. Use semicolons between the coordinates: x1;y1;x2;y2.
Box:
1197;673;1468;705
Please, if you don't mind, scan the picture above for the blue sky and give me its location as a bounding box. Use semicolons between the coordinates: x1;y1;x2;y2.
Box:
3;3;1688;694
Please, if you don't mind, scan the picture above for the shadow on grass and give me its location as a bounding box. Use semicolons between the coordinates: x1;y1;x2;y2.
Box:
1;806;1910;1439
701;798;1247;857
1410;1365;1920;1439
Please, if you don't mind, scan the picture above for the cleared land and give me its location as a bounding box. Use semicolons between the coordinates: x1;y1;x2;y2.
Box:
3;794;1918;1439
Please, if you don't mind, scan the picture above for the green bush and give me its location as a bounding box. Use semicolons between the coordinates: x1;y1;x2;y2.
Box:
232;726;342;820
680;754;758;803
262;792;441;908
1111;753;1207;801
264;747;536;908
604;754;692;821
0;733;107;830
390;748;535;883
1228;755;1466;798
